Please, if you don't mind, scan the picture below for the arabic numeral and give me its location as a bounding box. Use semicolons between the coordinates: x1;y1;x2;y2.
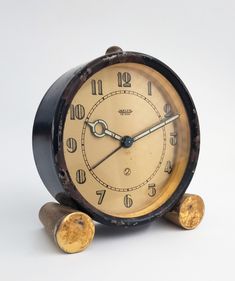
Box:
96;190;106;205
170;132;177;146
164;103;172;118
117;72;131;87
66;138;77;153
147;81;152;95
148;183;156;197
124;194;133;208
91;79;103;95
164;161;172;174
70;104;85;120
76;169;86;184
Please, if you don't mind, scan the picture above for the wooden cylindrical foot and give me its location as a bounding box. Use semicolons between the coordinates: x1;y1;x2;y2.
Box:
39;202;95;253
164;194;205;230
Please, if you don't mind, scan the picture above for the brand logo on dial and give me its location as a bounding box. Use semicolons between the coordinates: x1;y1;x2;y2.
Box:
118;109;133;116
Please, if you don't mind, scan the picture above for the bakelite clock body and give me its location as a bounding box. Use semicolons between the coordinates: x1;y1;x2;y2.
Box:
33;48;200;227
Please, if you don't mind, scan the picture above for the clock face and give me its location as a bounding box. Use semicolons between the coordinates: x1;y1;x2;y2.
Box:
63;63;191;218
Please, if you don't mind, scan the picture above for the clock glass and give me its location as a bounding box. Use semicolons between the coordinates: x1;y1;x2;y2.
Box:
62;62;191;218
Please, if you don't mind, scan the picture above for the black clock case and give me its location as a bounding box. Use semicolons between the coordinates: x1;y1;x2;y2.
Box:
32;50;200;227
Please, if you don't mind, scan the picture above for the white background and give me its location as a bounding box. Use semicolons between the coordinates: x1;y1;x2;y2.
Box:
0;0;234;280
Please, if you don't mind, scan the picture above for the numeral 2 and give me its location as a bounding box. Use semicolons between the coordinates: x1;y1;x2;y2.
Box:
170;132;177;146
117;72;131;87
164;104;172;118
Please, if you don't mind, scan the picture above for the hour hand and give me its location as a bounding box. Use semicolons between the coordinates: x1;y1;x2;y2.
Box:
87;119;122;141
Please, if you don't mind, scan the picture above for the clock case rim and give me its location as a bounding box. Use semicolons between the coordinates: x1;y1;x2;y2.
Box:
32;50;200;227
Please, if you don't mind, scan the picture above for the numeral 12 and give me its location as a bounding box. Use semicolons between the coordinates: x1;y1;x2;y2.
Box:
117;72;131;87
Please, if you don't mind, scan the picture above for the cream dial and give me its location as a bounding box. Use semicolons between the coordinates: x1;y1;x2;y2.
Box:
63;63;190;218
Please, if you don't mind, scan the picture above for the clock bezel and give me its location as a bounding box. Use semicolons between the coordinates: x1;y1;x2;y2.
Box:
33;50;200;227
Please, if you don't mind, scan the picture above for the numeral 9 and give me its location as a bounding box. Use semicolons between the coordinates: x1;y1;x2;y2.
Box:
66;138;77;153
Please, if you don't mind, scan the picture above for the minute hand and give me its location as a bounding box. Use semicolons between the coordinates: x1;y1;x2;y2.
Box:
133;114;180;142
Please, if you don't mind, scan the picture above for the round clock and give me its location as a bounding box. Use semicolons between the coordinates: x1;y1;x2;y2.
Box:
33;46;200;227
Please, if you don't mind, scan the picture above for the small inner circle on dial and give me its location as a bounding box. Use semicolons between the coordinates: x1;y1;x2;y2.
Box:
81;90;166;192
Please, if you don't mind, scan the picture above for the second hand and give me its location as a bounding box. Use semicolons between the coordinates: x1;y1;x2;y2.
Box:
90;145;122;170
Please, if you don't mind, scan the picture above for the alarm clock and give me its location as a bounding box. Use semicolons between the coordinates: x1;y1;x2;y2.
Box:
33;46;200;227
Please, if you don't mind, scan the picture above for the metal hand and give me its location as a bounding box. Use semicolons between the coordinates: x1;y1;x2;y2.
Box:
90;145;122;170
133;114;180;142
87;119;122;141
